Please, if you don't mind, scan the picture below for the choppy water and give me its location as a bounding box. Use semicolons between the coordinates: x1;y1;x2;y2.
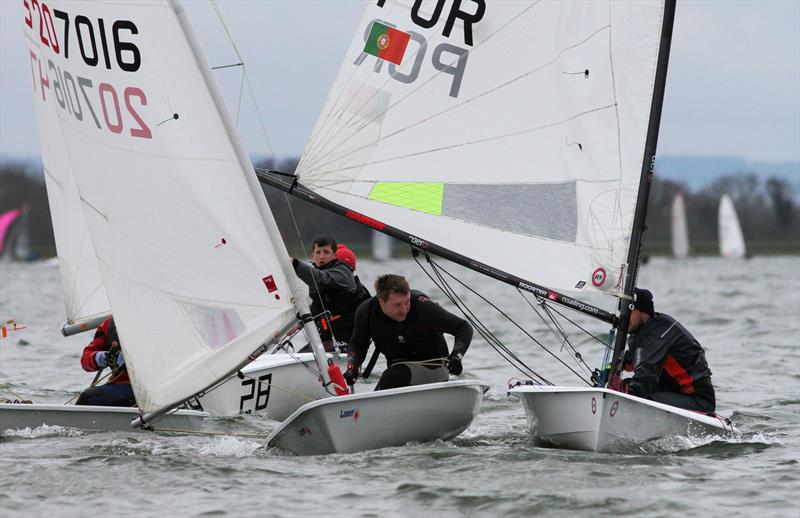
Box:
1;257;798;517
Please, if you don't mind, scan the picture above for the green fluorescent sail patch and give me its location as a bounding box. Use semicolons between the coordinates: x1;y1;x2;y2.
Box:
368;182;444;215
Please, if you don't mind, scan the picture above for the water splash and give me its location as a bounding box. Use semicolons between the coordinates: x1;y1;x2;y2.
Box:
2;424;84;439
196;435;263;457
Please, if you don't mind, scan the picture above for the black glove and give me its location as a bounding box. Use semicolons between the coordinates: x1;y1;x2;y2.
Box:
447;352;463;376
343;363;359;386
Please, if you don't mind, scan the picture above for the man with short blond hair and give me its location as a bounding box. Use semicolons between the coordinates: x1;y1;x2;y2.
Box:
344;274;473;390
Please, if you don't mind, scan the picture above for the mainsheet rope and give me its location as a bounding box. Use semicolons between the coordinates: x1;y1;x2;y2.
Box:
412;251;552;385
516;289;594;377
415;251;600;387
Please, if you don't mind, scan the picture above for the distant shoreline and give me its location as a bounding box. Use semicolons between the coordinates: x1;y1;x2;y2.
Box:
644;240;799;257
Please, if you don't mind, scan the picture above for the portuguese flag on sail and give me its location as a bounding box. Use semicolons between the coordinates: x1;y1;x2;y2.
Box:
363;22;411;65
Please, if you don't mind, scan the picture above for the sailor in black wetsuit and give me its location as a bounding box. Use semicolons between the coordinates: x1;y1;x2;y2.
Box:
614;288;716;413
343;274;472;390
291;235;366;351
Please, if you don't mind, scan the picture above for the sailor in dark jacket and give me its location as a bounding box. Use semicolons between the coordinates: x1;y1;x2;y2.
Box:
291;235;363;349
620;288;716;413
343;274;472;391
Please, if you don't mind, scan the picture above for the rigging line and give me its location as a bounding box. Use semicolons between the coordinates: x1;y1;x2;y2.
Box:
300;1;547;173
210;62;244;71
302;103;616;180
63;371;112;405
210;0;274;158
412;251;541;381
426;259;553;385
0;385;28;402
432;264;552;385
426;256;592;386
300;20;611;176
413;252;550;384
281;192;339;346
537;296;593;376
236;65;246;125
537;295;611;348
518;288;569;349
517;288;591;376
523;288;594;374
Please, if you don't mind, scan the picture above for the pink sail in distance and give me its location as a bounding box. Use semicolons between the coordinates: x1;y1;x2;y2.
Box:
0;208;22;256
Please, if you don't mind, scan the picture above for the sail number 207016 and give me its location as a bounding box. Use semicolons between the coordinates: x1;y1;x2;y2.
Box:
23;1;152;140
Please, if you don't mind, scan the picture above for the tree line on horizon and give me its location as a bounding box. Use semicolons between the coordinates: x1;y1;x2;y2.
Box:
1;157;797;259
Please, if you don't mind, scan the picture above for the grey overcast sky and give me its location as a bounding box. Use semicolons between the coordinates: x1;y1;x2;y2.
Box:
1;0;798;163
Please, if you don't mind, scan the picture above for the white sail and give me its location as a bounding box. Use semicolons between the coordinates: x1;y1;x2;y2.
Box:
671;193;689;258
297;0;668;309
719;194;746;258
371;230;394;261
26;31;110;324
25;0;305;413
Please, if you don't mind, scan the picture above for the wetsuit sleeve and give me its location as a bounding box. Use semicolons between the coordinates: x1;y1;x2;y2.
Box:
424;301;473;356
345;301;371;367
293;261;356;292
628;333;672;397
80;322;110;372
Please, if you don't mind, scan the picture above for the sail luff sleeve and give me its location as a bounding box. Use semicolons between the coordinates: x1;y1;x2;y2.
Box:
256;169;615;325
170;1;331;389
609;0;677;381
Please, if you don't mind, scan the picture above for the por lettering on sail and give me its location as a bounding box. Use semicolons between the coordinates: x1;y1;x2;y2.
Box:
357;0;487;98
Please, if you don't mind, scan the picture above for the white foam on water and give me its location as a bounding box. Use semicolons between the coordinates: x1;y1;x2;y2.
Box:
2;424;84;438
195;435;263;457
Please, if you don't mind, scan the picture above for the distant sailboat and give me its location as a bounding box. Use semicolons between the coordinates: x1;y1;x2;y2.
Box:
0;207;38;261
671;193;690;258
0;208;22;259
371;230;394;261
719;194;746;258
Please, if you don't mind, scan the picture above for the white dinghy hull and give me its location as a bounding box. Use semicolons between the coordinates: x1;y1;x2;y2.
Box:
0;403;208;433
267;380;488;455
510;385;737;452
197;353;342;420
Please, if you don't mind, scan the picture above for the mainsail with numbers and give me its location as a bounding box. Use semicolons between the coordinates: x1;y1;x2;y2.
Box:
24;0;330;419
259;0;673;362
